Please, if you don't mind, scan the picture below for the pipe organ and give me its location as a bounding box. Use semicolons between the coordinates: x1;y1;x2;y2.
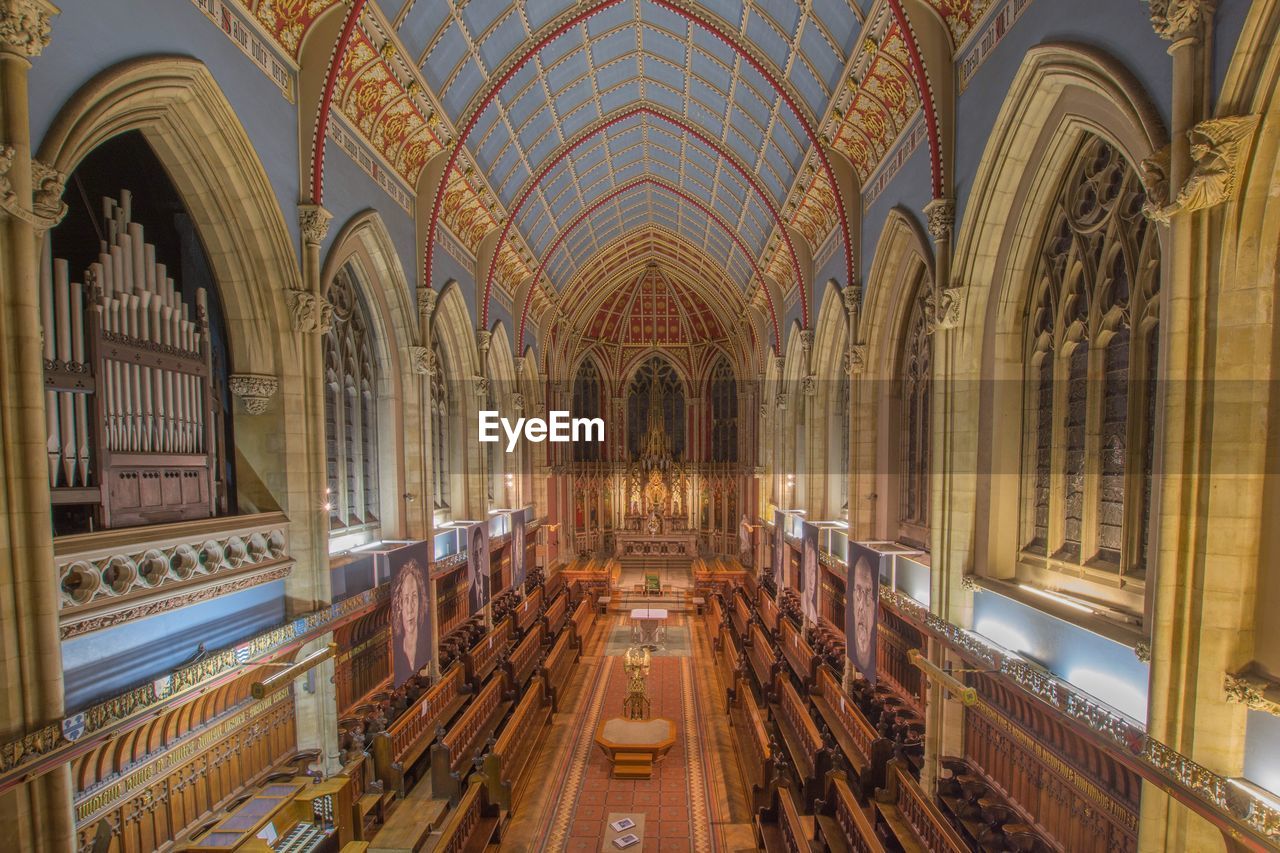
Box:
43;190;218;529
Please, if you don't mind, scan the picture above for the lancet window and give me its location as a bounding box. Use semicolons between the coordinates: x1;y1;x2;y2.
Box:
324;264;379;531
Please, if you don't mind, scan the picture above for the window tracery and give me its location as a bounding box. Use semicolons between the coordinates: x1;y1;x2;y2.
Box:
430;339;450;512
709;357;737;463
900;284;931;546
572;358;603;463
324;264;379;531
1020;135;1160;581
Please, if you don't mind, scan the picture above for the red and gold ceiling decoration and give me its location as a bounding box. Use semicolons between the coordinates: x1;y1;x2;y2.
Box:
250;0;337;58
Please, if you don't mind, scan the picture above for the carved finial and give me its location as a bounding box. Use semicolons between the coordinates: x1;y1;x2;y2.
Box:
287;290;334;334
923;197;955;241
1148;0;1206;41
228;374;279;415
298;204;332;245
408;345;430;374
0;0;57;57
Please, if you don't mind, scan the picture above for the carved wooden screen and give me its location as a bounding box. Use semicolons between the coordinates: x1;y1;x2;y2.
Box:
709;356;737;462
324;264;379;531
572;357;602;462
1019;135;1160;581
430;339;450;512
899;282;931;548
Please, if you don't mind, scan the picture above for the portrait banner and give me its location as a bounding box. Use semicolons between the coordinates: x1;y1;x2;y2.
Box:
846;541;881;684
773;509;786;586
389;540;432;687
511;509;528;590
800;520;820;621
467;521;492;615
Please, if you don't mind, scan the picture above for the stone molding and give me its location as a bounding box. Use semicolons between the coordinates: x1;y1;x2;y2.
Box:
287;289;334;334
228;373;278;414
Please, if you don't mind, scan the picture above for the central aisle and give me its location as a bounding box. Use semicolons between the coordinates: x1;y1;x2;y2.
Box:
501;610;757;851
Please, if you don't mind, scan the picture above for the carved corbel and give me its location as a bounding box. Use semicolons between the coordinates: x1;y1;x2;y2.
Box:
799;330;814;359
1224;667;1280;717
847;345;867;375
773;355;785;374
923;197;955;242
297;204;332;246
512;392;525;413
287;290;334;334
473;376;490;398
228;374;278;415
476;328;491;359
418;287;437;318
1142;116;1260;223
775;392;788;411
407;346;430;375
924;283;965;334
0;147;66;229
801;375;817;396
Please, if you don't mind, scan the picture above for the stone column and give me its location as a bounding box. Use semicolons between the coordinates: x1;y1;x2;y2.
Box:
418;287;440;678
287;204;341;773
0;1;75;847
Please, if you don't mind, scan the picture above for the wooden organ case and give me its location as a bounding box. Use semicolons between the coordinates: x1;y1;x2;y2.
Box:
42;191;219;529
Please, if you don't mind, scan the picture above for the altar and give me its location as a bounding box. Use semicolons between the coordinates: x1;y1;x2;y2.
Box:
616;512;696;565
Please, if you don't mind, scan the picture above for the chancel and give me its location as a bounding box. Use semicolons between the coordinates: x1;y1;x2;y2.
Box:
0;1;1278;852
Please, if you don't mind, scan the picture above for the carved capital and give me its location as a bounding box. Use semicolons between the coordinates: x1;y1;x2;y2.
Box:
1148;0;1206;40
799;329;814;357
923;197;955;241
841;283;861;316
287;290;334;334
407;345;430;375
801;375;817;396
0;0;56;57
297;204;332;245
473;376;490;398
924;284;966;334
773;355;785;374
775;392;787;411
228;374;278;415
511;392;525;413
418;287;437;317
512;355;525;375
847;344;867;375
476;329;491;358
1142;116;1259;223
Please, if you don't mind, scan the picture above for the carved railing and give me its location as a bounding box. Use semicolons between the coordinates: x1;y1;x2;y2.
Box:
504;623;544;691
483;675;550;813
757;588;779;635
877;759;968;853
812;666;881;781
779;618;818;690
541;629;577;712
570;596;594;648
731;592;752;643
380;664;467;788
514;587;543;635
464;617;511;687
775;677;829;806
747;622;778;700
430;674;509;804
754;784;807;853
815;770;886;853
433;779;498;853
717;625;739;711
542;589;568;638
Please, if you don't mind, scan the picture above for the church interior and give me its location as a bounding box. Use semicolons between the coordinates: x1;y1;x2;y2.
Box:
1;0;1279;851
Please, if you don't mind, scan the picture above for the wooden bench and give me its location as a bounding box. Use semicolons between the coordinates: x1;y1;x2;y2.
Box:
569;596;594;648
774;676;831;809
754;784;812;853
372;665;468;796
747;622;780;701
463;617;511;689
429;675;512;804
729;674;773;814
482;675;550;815
811;666;894;796
541;628;577;712
779;619;819;690
502;623;544;692
514;587;543;636
428;779;499;853
716;623;740;711
814;770;887;853
757;589;779;636
542;589;568;638
706;594;725;649
340;753;388;840
875;759;969;853
730;592;752;644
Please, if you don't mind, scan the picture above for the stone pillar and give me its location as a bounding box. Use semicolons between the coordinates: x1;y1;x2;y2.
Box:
288;203;341;773
418;287;440;678
0;1;75;847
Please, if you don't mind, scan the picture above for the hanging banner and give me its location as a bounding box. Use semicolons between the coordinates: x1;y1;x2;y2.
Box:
389;540;432;687
846;541;881;684
467;521;491;615
801;520;820;621
772;509;787;586
511;508;528;590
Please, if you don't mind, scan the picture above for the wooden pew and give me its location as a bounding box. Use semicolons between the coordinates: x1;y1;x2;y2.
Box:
514;586;543;636
706;594;725;650
730;592;752;644
779;618;819;690
754;784;811;853
569;595;594;648
463;617;511;688
773;677;831;809
541;627;578;712
716;623;739;711
502;622;544;692
372;664;468;795
429;779;499;853
875;759;968;853
814;770;887;853
746;622;780;701
544;571;566;603
430;675;512;804
542;589;568;638
339;752;387;840
483;675;550;814
811;666;894;796
757;589;779;636
729;674;773;814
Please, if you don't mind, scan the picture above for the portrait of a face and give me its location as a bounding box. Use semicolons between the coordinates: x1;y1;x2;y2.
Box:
803;534;818;615
469;526;490;612
852;555;875;666
391;558;429;684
